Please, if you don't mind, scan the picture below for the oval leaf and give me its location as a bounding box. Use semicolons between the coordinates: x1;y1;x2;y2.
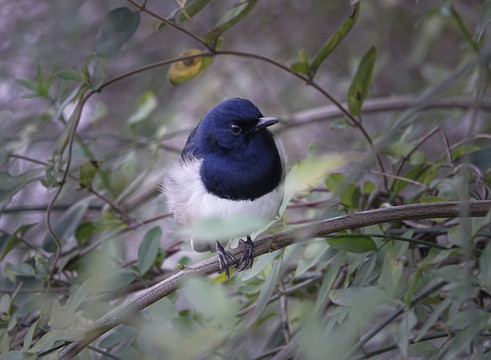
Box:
310;2;360;77
203;0;258;45
55;69;85;82
96;7;141;58
138;226;162;275
167;50;213;86
347;46;377;116
326;234;376;253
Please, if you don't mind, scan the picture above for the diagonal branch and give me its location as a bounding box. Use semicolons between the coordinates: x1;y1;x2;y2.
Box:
59;200;491;359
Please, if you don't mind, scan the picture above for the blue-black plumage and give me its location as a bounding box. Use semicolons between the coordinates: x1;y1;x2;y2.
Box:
163;98;286;276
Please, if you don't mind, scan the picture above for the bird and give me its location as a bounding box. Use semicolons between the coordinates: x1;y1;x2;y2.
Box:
162;98;286;277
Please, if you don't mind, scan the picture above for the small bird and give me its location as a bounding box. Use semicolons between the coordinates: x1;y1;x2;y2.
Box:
163;98;285;277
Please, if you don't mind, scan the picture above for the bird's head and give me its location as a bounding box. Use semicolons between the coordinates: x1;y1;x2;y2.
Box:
197;98;279;155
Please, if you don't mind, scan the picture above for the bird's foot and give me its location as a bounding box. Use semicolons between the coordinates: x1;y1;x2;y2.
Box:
216;241;237;278
236;236;254;271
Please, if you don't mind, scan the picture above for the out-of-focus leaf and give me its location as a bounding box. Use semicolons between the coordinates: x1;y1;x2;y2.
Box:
382;142;427;165
379;246;404;298
173;0;213;24
127;91;158;125
414;297;452;341
65;280;92;313
167;50;213;86
395;311;417;357
313;255;342;313
478;0;491;41
291;61;310;75
456;145;491;171
248;257;282;326
325;173;361;209
43;198;92;252
310;3;360;77
181;278;238;326
408;342;438;357
99;326;139;349
0;169;43;203
203;0;258;45
23;319;40;352
326;234;377;254
9;263;36;278
347;46;377;116
480;240;491;287
96;7;141;58
330;286;388;307
137;226;162;275
183;214;267;244
329;118;349;129
147;298;178;323
55;69;85;82
75;221;95;245
98;269;136;292
280;154;345;214
0;224;36;261
78;160;102;188
29;329;84;353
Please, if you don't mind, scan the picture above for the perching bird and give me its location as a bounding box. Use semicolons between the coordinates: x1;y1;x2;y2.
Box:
163;98;285;277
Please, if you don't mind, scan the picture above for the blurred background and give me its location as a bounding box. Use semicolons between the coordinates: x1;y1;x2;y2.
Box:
1;0;490;359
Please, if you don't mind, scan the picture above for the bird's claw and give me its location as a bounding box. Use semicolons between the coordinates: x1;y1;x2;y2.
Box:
216;241;237;278
236;236;254;271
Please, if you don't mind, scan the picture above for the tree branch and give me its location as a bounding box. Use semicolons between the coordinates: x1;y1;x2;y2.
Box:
59;200;491;359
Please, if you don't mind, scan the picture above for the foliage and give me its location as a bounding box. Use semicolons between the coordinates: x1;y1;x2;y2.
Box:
1;1;491;359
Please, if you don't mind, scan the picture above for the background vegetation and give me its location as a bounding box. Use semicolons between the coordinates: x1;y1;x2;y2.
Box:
1;0;491;359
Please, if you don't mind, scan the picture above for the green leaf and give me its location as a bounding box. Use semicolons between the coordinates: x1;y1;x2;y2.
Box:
310;3;360;77
23;319;40;352
408;342;438;357
128;91;158;125
9;263;36;277
326;234;376;253
203;0;258;45
0;224;36;261
291;61;310;75
174;0;213;24
329;118;349;129
30;329;84;353
330;286;388;307
480;240;491;287
325;173;361;209
96;7;141;58
478;0;491;41
0;169;43;203
249;257;282;325
137;226;162;275
78;160;102;188
181;278;238;326
75;221;95;245
55;69;85;82
347;46;377;116
43;198;92;252
99;326;139;349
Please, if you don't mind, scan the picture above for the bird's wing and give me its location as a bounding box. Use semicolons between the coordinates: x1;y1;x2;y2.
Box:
181;127;203;160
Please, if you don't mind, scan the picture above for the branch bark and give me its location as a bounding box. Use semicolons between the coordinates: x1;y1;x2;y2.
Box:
59;200;491;359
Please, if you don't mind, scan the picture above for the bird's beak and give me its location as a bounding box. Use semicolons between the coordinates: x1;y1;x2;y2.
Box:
247;117;279;135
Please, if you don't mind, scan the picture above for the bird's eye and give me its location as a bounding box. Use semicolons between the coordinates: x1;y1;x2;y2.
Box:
230;124;242;134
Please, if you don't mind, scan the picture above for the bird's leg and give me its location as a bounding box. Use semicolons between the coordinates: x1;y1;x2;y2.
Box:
216;241;237;278
236;235;254;271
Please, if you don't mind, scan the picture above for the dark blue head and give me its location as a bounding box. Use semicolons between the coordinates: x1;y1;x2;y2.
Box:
183;98;283;201
196;98;278;154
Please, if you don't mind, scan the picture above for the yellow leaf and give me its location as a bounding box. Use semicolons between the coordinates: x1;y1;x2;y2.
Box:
167;50;213;85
